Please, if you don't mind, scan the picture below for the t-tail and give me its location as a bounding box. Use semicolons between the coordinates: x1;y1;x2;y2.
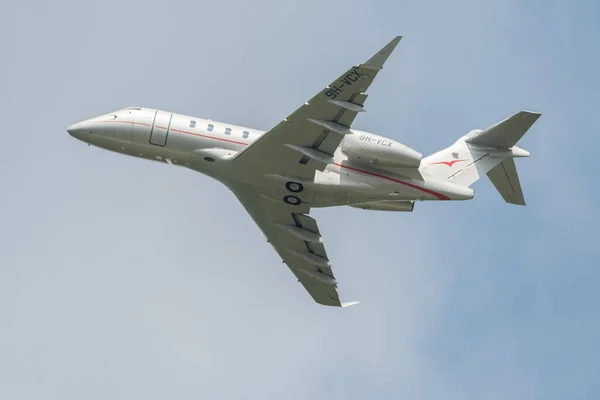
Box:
421;110;541;205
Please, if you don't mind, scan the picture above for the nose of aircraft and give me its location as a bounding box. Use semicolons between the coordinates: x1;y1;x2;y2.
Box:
67;122;86;139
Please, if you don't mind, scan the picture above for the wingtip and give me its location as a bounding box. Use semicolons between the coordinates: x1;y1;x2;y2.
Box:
362;36;403;69
389;35;403;48
341;301;360;308
520;110;543;119
385;35;403;50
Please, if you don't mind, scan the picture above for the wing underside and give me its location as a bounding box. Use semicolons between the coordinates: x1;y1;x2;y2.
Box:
230;184;351;307
233;36;403;181
226;36;403;306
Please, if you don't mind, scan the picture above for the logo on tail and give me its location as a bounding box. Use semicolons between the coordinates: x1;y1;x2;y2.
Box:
430;160;466;167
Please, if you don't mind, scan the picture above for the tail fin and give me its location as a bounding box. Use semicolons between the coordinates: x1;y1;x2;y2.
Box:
421;111;541;205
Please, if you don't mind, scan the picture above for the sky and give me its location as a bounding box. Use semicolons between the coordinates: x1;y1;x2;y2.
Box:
1;0;599;399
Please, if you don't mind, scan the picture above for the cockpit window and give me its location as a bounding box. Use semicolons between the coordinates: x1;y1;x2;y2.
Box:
189;120;196;128
207;124;214;132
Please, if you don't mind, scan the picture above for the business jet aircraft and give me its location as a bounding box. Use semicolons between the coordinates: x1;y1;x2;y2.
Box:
67;36;541;307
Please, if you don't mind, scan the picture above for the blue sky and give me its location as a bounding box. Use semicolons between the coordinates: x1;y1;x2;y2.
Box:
1;0;598;399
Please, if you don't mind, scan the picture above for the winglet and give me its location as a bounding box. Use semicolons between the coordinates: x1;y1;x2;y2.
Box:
341;301;360;308
361;36;403;70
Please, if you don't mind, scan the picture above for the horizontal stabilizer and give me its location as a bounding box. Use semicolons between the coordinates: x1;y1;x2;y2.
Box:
467;111;541;148
486;158;526;205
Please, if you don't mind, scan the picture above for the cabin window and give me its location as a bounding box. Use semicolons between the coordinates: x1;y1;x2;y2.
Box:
225;128;232;135
189;120;196;128
207;124;214;132
242;131;249;139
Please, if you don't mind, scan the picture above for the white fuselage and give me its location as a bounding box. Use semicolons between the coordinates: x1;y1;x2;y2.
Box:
67;107;473;207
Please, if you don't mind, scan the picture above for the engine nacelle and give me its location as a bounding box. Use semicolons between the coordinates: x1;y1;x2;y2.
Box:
351;200;415;212
341;130;422;168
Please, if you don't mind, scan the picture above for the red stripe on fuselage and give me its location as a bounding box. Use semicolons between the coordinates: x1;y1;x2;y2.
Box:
334;163;450;200
98;120;249;146
99;120;153;127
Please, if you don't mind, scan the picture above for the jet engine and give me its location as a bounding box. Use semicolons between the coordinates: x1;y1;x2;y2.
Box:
342;130;422;168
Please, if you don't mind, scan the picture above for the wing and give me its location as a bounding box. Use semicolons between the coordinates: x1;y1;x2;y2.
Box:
232;36;403;180
229;183;358;307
